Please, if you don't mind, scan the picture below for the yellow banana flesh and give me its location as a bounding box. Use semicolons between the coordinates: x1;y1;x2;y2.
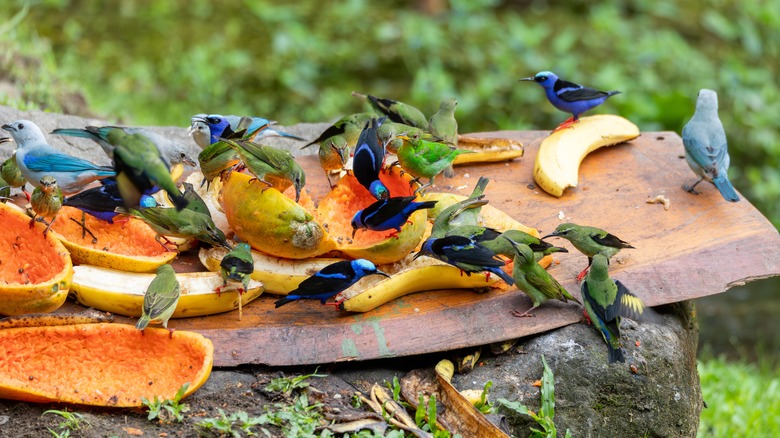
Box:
420;192;539;238
533;114;640;197
454;136;524;164
69;265;263;318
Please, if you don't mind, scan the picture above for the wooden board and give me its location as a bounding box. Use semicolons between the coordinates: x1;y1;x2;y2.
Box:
56;131;780;366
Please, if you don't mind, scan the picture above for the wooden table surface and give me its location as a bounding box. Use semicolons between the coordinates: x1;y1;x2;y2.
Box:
58;130;780;366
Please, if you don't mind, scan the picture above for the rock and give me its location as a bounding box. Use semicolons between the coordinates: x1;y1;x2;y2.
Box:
452;301;702;437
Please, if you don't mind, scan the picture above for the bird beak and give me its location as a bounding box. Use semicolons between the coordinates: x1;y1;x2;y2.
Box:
351;227;358;239
541;231;559;240
375;270;391;278
191;116;207;124
295;187;301;203
396;134;410;141
412;250;423;261
1;124;14;132
182;155;197;166
519;77;534;82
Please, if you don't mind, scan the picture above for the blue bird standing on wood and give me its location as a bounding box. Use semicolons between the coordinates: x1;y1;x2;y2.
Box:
521;71;620;131
274;259;390;308
681;89;739;202
351;196;437;238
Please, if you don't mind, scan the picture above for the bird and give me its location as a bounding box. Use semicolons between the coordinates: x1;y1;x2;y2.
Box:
1;152;27;191
377;121;429;155
274;259;390;308
506;240;580;317
447;226;568;261
220;138;306;202
428;97;458;146
429;176;490;239
197;137;242;186
29;175;64;235
521;71;620;131
581;253;647;363
415;235;515;286
302;112;374;150
314;134;350;188
395;132;473;192
1;120;115;194
352;118;390;200
351;196;438;238
92;126;188;211
217;242;255;320
543;222;634;281
681;89;739;202
52;126;196;169
191;114;305;149
352;92;429;129
136;264;181;333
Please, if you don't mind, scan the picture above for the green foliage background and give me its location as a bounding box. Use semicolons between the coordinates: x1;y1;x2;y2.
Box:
1;0;778;228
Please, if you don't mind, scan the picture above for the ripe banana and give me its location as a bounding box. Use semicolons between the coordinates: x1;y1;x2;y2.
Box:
454;136;524;165
338;256;504;313
533;114;640;197
69;265;263;318
420;192;540;238
199;247;346;295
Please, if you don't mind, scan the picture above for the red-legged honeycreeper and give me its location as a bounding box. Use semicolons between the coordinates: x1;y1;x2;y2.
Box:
221;138;306;203
351;196;437;238
414;235;515;286
395;132;473;193
352;117;390;200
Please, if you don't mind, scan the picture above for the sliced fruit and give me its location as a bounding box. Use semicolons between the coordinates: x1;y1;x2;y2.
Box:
199;247;345;295
69;265;263;318
338;256;501;313
0;202;72;316
185;172;231;237
420;192;539;238
50;206;177;273
533;114;640;197
0;323;212;407
454;135;524;165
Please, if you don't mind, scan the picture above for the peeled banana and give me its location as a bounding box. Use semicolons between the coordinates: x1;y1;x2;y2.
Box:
70;265;264;318
533;114;640;197
454;136;524;165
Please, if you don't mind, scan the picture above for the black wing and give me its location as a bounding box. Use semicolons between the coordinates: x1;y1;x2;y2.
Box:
362;196;415;225
591;232;634;249
433;236;505;268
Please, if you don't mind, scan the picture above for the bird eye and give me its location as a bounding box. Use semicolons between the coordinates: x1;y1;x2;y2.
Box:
536;76;547;82
18;123;24;129
207;117;220;124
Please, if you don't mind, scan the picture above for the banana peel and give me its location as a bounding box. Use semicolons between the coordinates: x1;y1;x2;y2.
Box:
69;265;263;318
0;309;114;329
533;114;640;197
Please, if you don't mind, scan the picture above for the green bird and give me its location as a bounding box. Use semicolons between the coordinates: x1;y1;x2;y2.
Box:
127;187;230;250
544;222;634;280
429;176;489;239
303;112;374;150
377;121;429;155
428;97;459;178
217;242;255;320
447;227;568;261
507;241;580;317
94;127;188;211
29;175;64;235
1;153;26;190
198;136;243;187
0;178;9;202
136;264;181;333
396;132;473;192
581;254;647;363
315;134;350;188
352;92;429;129
222;138;306;202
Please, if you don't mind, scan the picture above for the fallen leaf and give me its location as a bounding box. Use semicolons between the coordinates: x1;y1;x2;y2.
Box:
123;427;143;436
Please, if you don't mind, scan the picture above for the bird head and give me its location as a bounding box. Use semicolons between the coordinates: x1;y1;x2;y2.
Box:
352;259;390;279
413;238;435;261
439;97;458;113
38;175;58;193
588;254;611;280
695;89;718;113
292;167;306;203
1;120;46;147
369;180;390;200
520;71;558;88
542;222;576;240
199;114;230;140
139;194;158;208
505;238;534;263
350;211;364;239
327;136;350;165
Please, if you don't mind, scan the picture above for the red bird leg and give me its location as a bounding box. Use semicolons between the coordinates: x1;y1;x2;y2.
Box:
576;265;590;282
552;116;577;133
511;307;537;318
23;189;31;202
168;327;176;339
582;309;592;325
324;298;345;309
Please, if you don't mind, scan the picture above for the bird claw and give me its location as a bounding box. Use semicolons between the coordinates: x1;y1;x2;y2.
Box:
511;309;536;318
582;309;592;325
324;298;345;309
682;184;700;195
552;117;577;133
576;267;589;282
168;327;176;339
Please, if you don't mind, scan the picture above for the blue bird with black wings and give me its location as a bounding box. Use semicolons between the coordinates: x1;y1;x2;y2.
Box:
352;117;390;200
351;196;437;238
415;235;515;286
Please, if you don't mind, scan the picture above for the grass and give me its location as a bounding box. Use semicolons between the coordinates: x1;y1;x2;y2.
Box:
141;382;191;423
698;356;780;437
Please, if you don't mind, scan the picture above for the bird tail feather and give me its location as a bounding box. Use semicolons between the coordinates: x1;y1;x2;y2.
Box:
712;175;740;202
51;128;98;140
607;90;622;97
135;316;150;330
274;297;294;308
489;266;515;286
607;344;625;364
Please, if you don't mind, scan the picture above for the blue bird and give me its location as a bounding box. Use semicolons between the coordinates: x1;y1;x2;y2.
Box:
521;71;620;131
64;177;157;224
352;117;390;200
681;89;739;202
1;120;115;195
274;259;390;308
351;196;438;238
414;235;515;286
191;114;305;149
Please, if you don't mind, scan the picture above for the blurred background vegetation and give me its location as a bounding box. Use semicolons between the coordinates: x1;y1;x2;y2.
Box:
1;0;778;435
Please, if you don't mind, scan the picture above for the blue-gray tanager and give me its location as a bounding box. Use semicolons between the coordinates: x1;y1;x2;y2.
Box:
681;89;739;202
1;120;115;194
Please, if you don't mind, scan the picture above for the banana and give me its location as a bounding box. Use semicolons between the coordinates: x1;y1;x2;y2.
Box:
0;309;114;329
199;247;346;295
454;136;524;165
338;256;503;313
69;265;264;318
533;114;640;197
420;192;540;238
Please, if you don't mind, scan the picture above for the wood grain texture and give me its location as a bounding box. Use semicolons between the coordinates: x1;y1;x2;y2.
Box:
59;131;780;366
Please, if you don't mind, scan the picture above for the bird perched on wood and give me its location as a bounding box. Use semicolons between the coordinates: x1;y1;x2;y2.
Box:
544;222;634;281
415;235;515;286
447;226;568;261
314;134;350;188
190;114;305;149
52;126;196;169
351;196;437;238
507;240;579;317
581;253;647;363
681;89;739;202
1;120;115;194
136;264;181;334
220;138;306;202
352;117;390;200
395;132;473;192
274;259;390;308
521;71;620;131
29;175;63;235
352;92;429;129
217;242;254;320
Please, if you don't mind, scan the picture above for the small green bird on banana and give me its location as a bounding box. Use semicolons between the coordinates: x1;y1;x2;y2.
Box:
429;176;490;239
395;132;474;192
136;264;181;335
217;242;255;320
507;240;580;317
29;175;64;235
544;222;634;281
581;253;647;363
